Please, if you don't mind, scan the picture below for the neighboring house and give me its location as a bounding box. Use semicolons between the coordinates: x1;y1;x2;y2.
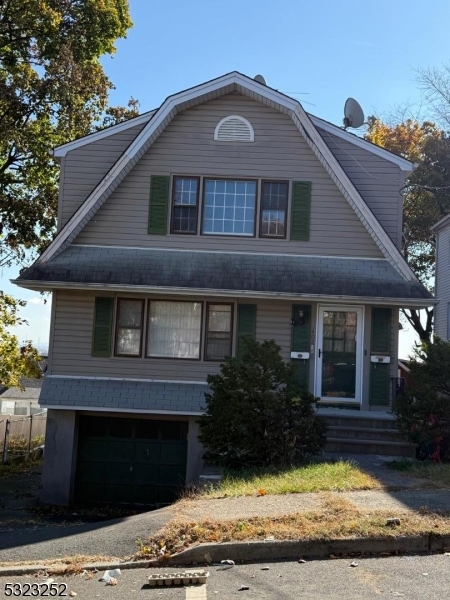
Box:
13;72;433;506
432;214;450;339
0;378;44;416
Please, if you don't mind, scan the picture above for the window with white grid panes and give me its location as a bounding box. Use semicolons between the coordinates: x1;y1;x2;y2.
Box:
115;299;144;356
146;301;202;359
171;177;199;234
202;179;256;236
260;181;288;238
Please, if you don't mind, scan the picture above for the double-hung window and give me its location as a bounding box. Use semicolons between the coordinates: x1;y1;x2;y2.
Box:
115;299;144;356
171;176;199;234
202;179;257;236
260;181;288;238
147;301;202;359
205;303;233;360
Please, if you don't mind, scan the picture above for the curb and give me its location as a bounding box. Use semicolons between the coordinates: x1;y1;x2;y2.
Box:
0;560;149;578
153;533;450;566
1;534;450;576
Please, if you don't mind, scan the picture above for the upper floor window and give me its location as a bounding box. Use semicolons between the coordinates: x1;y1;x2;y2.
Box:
260;181;288;238
171;176;199;234
214;115;254;142
202;179;257;236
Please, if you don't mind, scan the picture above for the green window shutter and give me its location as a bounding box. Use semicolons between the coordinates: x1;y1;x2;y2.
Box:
371;308;392;354
148;175;170;235
92;297;114;357
291;304;312;387
236;304;257;360
370;363;390;406
369;308;392;405
290;181;311;241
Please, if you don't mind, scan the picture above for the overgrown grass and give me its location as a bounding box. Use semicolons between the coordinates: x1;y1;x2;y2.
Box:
388;459;450;487
136;496;450;560
196;460;380;498
0;458;42;478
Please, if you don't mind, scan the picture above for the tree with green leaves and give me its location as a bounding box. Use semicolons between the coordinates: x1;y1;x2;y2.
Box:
198;339;326;469
0;293;41;388
0;0;138;267
396;338;450;461
365;117;450;342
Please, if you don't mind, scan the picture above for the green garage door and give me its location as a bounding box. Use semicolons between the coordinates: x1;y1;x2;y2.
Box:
76;416;188;506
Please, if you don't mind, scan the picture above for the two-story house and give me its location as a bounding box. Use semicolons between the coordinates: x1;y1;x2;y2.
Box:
432;214;450;340
14;72;433;506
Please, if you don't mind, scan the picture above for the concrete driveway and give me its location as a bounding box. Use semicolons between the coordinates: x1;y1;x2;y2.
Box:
0;464;173;562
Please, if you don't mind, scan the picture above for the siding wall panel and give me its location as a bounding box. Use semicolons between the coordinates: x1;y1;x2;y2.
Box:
74;93;383;258
318;127;404;249
435;228;450;338
60;123;147;228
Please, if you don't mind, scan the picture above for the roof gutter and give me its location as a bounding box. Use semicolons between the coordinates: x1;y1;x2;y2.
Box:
11;279;436;308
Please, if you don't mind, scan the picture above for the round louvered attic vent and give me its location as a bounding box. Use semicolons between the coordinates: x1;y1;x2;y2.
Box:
214;115;254;142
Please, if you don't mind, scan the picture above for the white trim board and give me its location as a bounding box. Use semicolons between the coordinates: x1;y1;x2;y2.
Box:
310;116;414;172
38;71;416;284
70;243;389;261
40;404;203;416
12;278;436;308
52;110;156;157
47;374;208;385
431;212;450;233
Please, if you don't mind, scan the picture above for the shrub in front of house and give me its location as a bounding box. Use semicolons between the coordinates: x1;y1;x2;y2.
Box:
396;338;450;461
198;339;326;469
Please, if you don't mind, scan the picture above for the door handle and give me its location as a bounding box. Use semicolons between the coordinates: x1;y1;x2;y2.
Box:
318;349;321;358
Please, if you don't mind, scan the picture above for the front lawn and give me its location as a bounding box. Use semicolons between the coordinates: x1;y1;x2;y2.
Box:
388;459;450;488
197;459;380;498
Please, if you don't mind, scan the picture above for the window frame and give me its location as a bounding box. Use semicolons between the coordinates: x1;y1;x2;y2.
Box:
145;299;204;361
170;175;200;235
259;179;289;239
204;302;234;362
200;177;258;238
114;298;145;358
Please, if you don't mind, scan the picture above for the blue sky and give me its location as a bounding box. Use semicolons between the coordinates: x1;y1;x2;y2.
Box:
2;0;448;356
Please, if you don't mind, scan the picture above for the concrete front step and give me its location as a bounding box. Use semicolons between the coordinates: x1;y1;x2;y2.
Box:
326;425;404;443
325;437;416;458
321;416;399;431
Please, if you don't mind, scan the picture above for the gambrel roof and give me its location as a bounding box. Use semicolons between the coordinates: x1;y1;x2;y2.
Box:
39;71;416;282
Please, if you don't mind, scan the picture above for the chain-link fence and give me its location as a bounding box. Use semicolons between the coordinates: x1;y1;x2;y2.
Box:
1;413;46;463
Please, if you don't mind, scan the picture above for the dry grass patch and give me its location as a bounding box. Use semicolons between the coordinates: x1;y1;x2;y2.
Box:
135;501;450;561
389;460;450;488
195;460;380;499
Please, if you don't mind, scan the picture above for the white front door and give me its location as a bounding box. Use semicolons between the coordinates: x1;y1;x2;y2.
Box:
315;305;364;404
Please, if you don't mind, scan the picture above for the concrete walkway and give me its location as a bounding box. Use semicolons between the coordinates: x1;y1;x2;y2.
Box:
176;453;450;522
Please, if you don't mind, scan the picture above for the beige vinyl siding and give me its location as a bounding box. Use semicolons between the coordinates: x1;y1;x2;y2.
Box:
50;290;292;381
434;227;450;339
59;123;147;229
318;128;404;249
74;93;383;258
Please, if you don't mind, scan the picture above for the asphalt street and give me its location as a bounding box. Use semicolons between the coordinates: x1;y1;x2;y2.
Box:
0;554;448;599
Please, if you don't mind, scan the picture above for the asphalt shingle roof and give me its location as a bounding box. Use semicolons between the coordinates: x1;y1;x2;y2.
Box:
18;245;432;301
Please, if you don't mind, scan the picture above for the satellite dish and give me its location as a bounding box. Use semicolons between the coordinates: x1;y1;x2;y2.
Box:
343;97;365;129
254;74;266;85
